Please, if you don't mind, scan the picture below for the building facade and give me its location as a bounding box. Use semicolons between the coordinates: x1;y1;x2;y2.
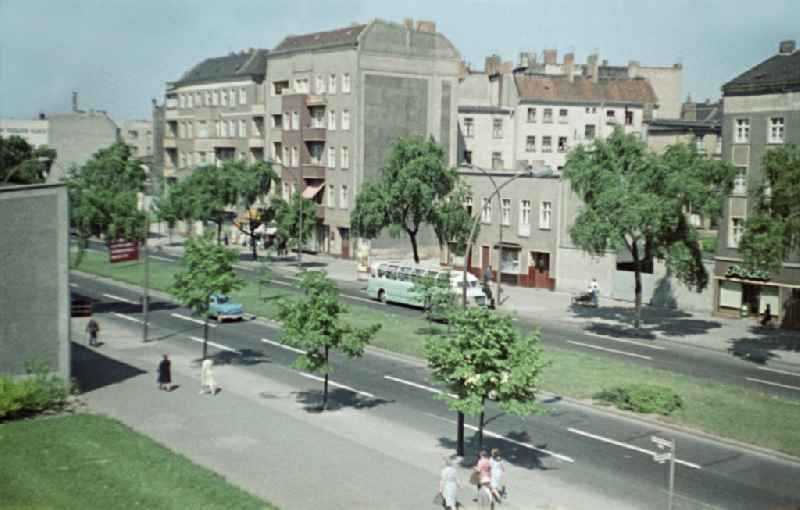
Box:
119;119;154;158
714;40;800;327
0;118;49;147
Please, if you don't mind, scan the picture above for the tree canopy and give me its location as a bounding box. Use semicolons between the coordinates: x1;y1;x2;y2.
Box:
272;192;316;255
1;135;57;185
351;136;471;263
564;129;736;327
739;145;800;273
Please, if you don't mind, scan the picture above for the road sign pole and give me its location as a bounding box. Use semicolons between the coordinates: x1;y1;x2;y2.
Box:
668;440;676;510
143;216;149;343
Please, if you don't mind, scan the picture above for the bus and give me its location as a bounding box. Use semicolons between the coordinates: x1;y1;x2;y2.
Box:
366;261;488;308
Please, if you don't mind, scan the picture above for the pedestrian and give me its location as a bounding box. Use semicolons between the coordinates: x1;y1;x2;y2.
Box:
760;303;773;327
223;233;229;246
200;359;217;395
85;318;100;347
157;354;172;391
474;450;493;508
490;448;506;502
589;278;599;306
438;456;460;510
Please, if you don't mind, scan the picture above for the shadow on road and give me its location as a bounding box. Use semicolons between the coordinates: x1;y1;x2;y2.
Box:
191;348;272;367
71;342;147;393
727;326;800;365
438;431;553;472
292;387;392;413
570;304;722;340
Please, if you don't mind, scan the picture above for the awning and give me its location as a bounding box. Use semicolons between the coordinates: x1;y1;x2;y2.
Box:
302;183;324;199
493;242;522;250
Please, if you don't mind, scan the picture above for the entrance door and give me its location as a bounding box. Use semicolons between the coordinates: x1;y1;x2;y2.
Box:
481;245;490;279
340;228;350;258
529;251;551;288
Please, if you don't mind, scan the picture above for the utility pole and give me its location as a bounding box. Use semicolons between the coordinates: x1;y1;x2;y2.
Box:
298;106;304;268
142;213;149;343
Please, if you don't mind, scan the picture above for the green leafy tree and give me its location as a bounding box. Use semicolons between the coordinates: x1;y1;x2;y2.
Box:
564;130;736;328
0;136;57;185
425;308;549;452
739;146;800;273
351;136;470;263
172;233;244;359
187;163;239;244
273;192;315;255
276;271;380;410
232;160;280;259
432;181;477;259
68;142;147;265
411;274;455;327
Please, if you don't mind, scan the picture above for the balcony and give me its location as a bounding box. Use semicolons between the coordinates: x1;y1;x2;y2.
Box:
210;138;237;148
165;109;179;120
306;95;327;106
302;127;326;141
301;164;326;179
248;137;264;148
163;138;176;149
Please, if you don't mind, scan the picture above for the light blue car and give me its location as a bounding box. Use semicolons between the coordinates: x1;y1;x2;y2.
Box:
208;293;244;322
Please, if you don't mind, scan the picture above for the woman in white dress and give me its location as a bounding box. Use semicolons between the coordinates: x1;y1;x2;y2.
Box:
200;359;216;395
490;448;506;502
439;456;460;510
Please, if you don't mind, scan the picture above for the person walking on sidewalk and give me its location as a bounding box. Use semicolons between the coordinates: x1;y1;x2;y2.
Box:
200;359;217;395
438;456;460;510
157;355;172;391
85;318;100;347
589;278;599;307
490;448;506;502
474;450;494;508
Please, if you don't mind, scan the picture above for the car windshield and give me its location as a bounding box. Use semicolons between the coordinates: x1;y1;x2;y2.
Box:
216;295;229;304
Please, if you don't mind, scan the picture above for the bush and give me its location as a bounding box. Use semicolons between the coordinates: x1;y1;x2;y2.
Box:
0;363;72;421
594;384;684;415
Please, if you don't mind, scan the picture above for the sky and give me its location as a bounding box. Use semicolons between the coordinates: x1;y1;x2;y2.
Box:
1;0;797;121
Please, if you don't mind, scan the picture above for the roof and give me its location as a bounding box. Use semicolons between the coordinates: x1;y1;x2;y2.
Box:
273;25;366;54
646;119;720;135
458;105;513;115
174;49;268;87
723;50;800;96
514;74;658;105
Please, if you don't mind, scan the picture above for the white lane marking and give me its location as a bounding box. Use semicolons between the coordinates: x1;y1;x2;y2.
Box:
566;340;652;360
69;283;79;288
384;375;457;398
347;295;385;306
756;366;800;378
567;427;701;470
745;377;800;392
188;336;239;353
261;338;307;355
596;336;666;351
298;372;375;398
102;293;138;305
149;255;174;262
171;313;217;328
112;312;144;324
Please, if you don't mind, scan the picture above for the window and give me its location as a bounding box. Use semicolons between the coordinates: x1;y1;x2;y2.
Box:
200;152;207;164
291;146;299;167
239;119;247;137
558;108;568;123
252;119;263;137
733;167;747;195
491;151;503;170
729;218;744;248
328;146;336;168
294;78;309;93
187;94;194;108
341;147;349;169
625;110;634;126
492;118;503;138
282;145;290;165
328;110;336;130
228;120;236;137
329;74;337;94
205;91;211;105
464;118;475;137
316;75;325;94
214;120;221;137
342;110;350;130
212;91;219;106
198;121;208;138
735;118;750;143
327;184;335;207
584;124;596;140
465;197;473;216
283;112;291;130
342;73;351;93
463;150;472;164
292;111;299;131
543;108;553;123
310;107;325;128
481;198;492;224
501;198;511;226
520;200;531;236
273;81;289;95
526;136;536;152
769;117;785;143
282;182;289;200
542;136;552;152
558;136;568;153
221;90;228;106
272;114;282;128
187;122;193;138
340;185;349;208
606;109;616;121
309;143;323;165
527;108;536;123
273;142;282;163
540;201;552;229
179;95;185;108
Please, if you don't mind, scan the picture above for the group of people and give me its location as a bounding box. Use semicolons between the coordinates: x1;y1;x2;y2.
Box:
156;355;217;395
439;449;506;510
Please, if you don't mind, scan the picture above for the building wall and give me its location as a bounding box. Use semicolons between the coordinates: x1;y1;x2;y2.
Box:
46;111;119;183
458;110;514;169
611;259;714;313
0;119;49;147
119;120;153;158
636;65;682;119
0;184;70;378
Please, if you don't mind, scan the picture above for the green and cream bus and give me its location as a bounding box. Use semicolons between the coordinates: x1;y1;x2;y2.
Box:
366;261;488;308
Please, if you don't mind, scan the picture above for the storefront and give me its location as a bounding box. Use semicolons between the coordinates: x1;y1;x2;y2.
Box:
714;263;800;328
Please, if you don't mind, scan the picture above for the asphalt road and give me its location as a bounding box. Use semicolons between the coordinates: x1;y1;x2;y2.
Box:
70;271;800;510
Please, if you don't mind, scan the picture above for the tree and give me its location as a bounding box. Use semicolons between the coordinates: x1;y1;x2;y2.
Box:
411;274;455;328
273;192;315;255
739;146;800;273
564;130;736;328
68;142;147;265
185;163;239;244
276;271;380;410
432;180;477;259
0;136;57;185
351;136;470;263
232;160;280;259
425;308;549;452
172;233;244;359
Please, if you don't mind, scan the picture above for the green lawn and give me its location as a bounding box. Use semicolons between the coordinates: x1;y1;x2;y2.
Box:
71;249;800;457
0;414;274;510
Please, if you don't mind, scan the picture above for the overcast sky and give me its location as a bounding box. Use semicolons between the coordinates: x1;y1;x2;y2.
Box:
1;0;797;121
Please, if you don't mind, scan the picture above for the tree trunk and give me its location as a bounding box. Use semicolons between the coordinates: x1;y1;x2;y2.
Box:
478;397;486;450
202;316;209;360
457;411;465;456
216;221;222;246
322;345;330;410
408;230;420;264
632;242;642;329
249;221;258;260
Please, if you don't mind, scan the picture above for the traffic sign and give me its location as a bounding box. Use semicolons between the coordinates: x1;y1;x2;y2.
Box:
653;452;672;463
651;436;674;449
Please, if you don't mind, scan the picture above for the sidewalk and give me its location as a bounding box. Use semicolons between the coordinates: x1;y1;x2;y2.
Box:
71;316;641;510
149;229;800;369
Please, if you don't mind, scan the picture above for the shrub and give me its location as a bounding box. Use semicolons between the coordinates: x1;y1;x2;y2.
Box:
0;363;72;421
594;384;684;415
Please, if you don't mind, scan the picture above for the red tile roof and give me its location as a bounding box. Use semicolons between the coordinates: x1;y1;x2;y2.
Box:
274;25;367;53
514;74;658;105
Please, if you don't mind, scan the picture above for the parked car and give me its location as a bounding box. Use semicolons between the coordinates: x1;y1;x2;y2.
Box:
208;293;244;321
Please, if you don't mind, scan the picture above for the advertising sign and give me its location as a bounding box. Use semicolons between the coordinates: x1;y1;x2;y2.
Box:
109;240;139;263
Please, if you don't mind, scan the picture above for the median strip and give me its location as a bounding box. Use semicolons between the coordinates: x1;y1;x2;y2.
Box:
298;372;375;398
567;427;701;469
566;340;653;360
188;336;239;354
171;313;217;328
745;377;800;392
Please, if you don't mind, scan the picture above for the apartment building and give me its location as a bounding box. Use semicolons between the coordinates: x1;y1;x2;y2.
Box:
119;119;153;158
0;117;49;147
266;19;461;258
162;48;269;182
714;40;800;327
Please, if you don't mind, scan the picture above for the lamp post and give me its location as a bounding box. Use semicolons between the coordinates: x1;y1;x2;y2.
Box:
140;164;150;343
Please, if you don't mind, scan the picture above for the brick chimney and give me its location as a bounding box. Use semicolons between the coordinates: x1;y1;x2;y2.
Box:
485;54;501;75
416;20;436;33
779;40;796;54
564;52;575;82
543;49;557;65
585;54;599;83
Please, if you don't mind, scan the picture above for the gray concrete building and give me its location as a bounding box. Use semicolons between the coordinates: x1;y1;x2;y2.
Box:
0;117;49;147
714;39;800;327
119;119;154;158
0;184;70;378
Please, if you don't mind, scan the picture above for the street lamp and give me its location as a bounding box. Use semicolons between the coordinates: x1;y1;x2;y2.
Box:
139;164;150;343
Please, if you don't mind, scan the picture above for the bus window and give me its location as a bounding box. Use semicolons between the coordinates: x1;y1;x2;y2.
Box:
385;265;398;280
398;266;413;282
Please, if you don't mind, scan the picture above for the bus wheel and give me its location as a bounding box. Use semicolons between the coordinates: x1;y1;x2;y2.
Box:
378;290;387;304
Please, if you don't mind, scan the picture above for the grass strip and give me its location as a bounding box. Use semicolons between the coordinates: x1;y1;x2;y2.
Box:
71;249;800;457
0;414;274;510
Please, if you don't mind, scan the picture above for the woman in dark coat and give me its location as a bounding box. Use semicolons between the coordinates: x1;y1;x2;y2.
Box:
157;355;172;391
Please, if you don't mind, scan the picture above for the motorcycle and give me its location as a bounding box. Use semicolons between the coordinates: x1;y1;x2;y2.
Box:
571;291;598;307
